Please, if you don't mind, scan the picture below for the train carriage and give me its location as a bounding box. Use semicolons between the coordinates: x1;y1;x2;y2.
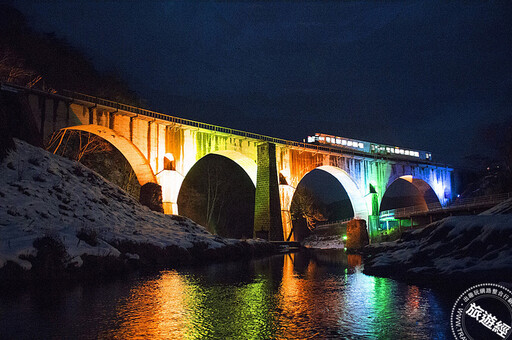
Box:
306;133;432;161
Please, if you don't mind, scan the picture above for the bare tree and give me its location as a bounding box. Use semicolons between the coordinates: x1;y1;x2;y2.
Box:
0;47;40;86
290;186;327;231
119;161;136;193
204;161;227;233
46;129;112;162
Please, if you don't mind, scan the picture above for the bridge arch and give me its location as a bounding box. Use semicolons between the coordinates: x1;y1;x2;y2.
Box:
177;152;256;238
316;166;369;220
380;175;441;212
54;125;157;185
207;150;257;186
297;165;369;221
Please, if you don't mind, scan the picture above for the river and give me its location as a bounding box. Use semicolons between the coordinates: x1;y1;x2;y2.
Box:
0;250;453;339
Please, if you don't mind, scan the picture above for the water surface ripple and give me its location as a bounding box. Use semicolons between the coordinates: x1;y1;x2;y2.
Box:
0;251;452;339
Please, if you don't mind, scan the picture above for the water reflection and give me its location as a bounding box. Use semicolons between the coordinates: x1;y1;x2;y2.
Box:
0;251;451;339
95;251;450;339
101;271;195;339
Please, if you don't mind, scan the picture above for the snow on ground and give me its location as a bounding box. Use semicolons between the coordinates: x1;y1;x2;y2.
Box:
480;197;512;215
301;234;345;249
0;140;257;270
301;223;346;249
363;202;512;284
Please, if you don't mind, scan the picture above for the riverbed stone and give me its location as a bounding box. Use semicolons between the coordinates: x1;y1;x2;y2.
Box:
346;219;369;250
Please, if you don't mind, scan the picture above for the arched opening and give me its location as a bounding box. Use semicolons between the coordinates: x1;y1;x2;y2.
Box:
177;154;255;239
279;168;295;241
316;165;368;220
379;176;442;229
46;125;154;198
47;125;156;184
163;153;176;171
210;150;257;186
289;166;365;242
380;176;441;212
279;172;288;185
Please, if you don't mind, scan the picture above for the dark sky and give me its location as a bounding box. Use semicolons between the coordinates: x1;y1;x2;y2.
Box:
10;1;512;167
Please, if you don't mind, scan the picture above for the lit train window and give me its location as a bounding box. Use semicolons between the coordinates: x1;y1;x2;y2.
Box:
342;140;347;145
319;137;325;141
358;142;364;148
347;141;352;146
405;150;410;155
336;138;341;144
326;137;331;143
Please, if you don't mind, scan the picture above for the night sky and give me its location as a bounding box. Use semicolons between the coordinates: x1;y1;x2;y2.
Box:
9;1;512;167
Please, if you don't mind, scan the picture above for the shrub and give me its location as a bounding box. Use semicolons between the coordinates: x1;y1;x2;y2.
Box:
32;235;68;278
76;227;99;246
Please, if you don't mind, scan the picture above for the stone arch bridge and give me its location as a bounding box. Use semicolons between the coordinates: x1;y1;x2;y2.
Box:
3;84;453;241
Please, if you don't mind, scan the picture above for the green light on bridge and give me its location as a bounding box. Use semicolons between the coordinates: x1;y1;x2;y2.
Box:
342;235;347;241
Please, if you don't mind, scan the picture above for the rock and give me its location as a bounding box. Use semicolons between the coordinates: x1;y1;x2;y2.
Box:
139;182;164;213
346;219;369;251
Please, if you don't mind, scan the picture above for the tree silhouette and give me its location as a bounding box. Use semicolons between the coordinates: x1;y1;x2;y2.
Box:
0;4;141;105
46;130;112;162
290;186;327;231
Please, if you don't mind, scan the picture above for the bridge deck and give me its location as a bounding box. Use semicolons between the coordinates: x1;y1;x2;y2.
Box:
1;82;448;167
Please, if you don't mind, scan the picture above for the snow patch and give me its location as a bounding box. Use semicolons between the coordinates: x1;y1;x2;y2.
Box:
124;253;140;260
364;207;512;282
0;140;254;271
302;235;345;249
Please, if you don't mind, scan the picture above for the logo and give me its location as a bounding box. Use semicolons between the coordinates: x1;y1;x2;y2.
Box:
451;283;512;339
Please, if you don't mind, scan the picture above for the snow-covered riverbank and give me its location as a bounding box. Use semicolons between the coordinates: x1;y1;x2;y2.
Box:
0;140;275;282
363;199;512;287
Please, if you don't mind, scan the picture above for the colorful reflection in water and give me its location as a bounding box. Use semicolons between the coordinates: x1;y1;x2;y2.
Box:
0;251;452;339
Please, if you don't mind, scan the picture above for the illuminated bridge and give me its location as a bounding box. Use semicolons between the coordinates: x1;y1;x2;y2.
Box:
2;83;453;241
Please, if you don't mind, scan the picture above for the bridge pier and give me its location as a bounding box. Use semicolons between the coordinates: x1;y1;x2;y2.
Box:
157;170;184;214
254;142;283;241
365;191;380;241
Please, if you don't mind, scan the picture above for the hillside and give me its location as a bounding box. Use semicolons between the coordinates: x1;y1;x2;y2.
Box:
0;140;272;278
0;4;140;105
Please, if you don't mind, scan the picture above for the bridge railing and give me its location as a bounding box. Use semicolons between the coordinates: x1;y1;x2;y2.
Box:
61;91;287;144
379;192;512;219
61;90;449;164
448;192;512;208
1;82;447;167
315;217;353;229
379;204;439;220
63;90;359;151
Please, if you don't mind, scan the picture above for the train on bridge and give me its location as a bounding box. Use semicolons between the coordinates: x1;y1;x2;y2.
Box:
306;133;433;161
